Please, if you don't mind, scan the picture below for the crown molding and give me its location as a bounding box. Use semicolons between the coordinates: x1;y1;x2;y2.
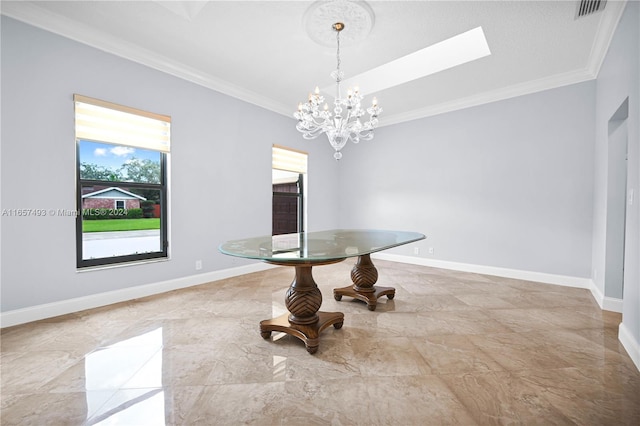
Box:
586;0;628;77
1;0;626;127
379;0;627;127
379;67;597;127
0;2;290;116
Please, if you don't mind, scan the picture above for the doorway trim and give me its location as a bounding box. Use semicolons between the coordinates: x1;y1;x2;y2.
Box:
603;97;629;303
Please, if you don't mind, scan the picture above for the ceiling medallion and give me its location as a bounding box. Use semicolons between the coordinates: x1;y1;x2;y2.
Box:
303;0;375;47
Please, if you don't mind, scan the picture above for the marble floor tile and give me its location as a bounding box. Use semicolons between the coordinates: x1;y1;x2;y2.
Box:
524;329;634;370
0;391;92;425
484;307;574;333
0;350;82;395
182;382;287;425
411;334;504;375
452;293;518;309
512;367;640;425
280;377;376;425
362;375;479;425
1;262;639;425
440;370;576;425
467;332;574;371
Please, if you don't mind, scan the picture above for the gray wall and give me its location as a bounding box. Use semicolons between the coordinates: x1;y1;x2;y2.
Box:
0;16;340;312
592;1;639;350
337;81;596;278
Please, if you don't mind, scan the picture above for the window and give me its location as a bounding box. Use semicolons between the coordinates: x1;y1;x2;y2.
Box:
75;94;170;268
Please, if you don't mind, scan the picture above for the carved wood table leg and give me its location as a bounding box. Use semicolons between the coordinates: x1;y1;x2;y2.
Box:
333;254;395;311
260;264;344;354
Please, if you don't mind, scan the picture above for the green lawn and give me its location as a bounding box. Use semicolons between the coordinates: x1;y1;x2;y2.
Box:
83;218;160;233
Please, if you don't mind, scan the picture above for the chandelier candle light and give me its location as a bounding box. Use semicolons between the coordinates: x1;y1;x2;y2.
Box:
294;22;382;160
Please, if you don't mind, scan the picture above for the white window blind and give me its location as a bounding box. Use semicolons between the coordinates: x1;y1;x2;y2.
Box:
74;94;171;153
272;145;307;174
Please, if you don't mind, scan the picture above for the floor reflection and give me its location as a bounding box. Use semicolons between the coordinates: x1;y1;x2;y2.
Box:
272;356;287;381
85;327;164;425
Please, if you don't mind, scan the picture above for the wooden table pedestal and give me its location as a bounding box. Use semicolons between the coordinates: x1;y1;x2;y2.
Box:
333;254;395;311
260;261;344;354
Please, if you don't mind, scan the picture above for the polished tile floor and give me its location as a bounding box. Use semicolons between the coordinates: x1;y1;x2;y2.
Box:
1;260;639;425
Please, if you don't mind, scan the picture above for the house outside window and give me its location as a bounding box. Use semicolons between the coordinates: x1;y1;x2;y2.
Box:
75;94;170;268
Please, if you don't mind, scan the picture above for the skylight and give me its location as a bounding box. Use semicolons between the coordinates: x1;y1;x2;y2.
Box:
327;26;491;96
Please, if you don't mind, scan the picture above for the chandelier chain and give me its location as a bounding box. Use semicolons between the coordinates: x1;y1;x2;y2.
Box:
336;29;341;82
335;28;342;100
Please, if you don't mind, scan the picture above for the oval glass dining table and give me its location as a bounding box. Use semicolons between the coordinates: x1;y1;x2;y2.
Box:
219;229;425;354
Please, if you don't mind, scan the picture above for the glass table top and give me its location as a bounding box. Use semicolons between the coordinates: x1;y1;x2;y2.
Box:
219;229;425;264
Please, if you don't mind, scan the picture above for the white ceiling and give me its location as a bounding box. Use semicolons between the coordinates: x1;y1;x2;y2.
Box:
1;0;627;126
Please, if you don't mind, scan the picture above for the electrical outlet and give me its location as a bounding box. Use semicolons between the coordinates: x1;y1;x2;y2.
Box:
195;260;202;270
428;247;434;254
414;247;420;255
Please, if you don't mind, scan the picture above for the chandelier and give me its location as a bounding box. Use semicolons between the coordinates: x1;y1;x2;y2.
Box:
294;22;382;160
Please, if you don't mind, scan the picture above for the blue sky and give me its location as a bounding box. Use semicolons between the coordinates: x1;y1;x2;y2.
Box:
79;140;160;170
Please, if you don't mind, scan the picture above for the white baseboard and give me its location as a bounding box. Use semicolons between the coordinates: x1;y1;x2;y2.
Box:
619;322;640;372
587;278;625;313
372;253;623;313
1;254;626;328
373;253;591;288
0;262;275;328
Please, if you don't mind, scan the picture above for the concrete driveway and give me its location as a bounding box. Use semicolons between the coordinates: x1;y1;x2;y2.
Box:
82;230;161;259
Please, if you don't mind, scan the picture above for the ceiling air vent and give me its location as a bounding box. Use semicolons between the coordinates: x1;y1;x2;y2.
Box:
576;0;607;18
